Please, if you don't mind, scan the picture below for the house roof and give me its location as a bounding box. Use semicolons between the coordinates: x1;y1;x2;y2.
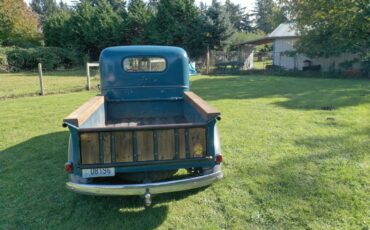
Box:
238;23;299;46
268;23;298;38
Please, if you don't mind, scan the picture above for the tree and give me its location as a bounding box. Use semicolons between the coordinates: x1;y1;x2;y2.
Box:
203;0;235;50
43;10;71;47
226;31;264;51
107;0;126;12
282;0;369;56
124;0;153;44
224;0;253;32
254;0;287;33
0;0;40;46
282;0;370;74
86;0;126;12
65;0;123;60
153;0;206;58
148;0;159;13
41;0;247;60
59;1;70;11
30;0;59;25
42;0;129;59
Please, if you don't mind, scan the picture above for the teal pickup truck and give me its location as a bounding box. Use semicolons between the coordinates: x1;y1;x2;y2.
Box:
63;46;223;205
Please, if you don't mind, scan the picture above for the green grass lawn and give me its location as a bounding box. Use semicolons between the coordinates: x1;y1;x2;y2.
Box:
0;69;100;99
0;74;369;229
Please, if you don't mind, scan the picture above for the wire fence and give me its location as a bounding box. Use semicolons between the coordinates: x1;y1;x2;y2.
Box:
196;50;366;77
0;63;100;100
1;53;367;100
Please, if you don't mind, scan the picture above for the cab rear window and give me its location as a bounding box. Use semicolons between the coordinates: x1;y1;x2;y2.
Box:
123;57;166;72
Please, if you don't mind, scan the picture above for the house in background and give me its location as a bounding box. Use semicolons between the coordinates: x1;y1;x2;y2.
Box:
239;23;359;72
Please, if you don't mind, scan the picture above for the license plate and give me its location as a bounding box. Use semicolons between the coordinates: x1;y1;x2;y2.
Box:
82;168;115;178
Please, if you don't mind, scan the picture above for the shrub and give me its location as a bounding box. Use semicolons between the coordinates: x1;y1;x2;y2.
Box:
0;48;8;71
0;46;82;72
6;48;37;71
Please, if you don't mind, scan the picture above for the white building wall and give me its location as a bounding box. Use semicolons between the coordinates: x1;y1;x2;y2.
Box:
273;38;360;71
273;38;297;70
309;53;360;71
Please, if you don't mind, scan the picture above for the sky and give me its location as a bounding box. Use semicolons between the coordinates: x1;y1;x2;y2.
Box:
25;0;256;12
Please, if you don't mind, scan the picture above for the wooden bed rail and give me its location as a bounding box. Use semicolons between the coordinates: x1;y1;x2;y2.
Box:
184;91;221;121
63;96;104;127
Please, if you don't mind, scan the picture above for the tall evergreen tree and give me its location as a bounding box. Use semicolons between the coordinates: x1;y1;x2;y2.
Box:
59;1;70;11
30;0;59;25
224;0;253;32
107;0;126;12
65;0;123;60
147;0;159;13
124;0;153;44
254;0;287;33
40;0;250;59
43;10;70;47
203;0;235;50
87;0;126;12
153;0;206;57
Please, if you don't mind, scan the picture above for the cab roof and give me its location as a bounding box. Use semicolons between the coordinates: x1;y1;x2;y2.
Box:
99;46;190;101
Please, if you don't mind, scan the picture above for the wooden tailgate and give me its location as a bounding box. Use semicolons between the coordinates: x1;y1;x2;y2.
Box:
80;128;207;165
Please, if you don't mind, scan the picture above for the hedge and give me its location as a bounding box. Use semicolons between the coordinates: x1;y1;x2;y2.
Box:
0;46;82;72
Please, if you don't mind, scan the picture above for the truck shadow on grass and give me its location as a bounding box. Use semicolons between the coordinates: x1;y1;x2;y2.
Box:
70;188;204;229
0;131;206;229
191;75;370;110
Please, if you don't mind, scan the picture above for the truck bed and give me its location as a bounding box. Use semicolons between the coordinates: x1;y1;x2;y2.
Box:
64;92;220;129
63;92;220;167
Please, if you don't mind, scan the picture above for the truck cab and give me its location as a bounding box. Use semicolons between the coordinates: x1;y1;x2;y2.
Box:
63;46;222;204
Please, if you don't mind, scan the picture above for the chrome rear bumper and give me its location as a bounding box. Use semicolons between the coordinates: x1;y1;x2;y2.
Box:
66;169;223;196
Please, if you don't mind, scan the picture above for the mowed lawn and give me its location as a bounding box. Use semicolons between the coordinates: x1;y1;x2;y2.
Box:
0;74;369;229
0;69;100;99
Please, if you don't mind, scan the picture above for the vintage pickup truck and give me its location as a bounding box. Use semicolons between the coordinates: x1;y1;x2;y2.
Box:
63;46;222;205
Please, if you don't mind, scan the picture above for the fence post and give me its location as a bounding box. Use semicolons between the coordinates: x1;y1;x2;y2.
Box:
86;62;91;90
38;63;45;96
206;45;210;75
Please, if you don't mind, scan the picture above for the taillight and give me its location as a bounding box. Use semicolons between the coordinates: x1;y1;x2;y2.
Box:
64;162;73;173
216;154;223;164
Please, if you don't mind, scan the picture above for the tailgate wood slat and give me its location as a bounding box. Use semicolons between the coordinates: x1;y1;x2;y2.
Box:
102;132;112;163
157;129;176;160
189;128;207;158
114;132;133;163
178;129;186;159
136;131;155;161
80;133;100;164
79;127;207;165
